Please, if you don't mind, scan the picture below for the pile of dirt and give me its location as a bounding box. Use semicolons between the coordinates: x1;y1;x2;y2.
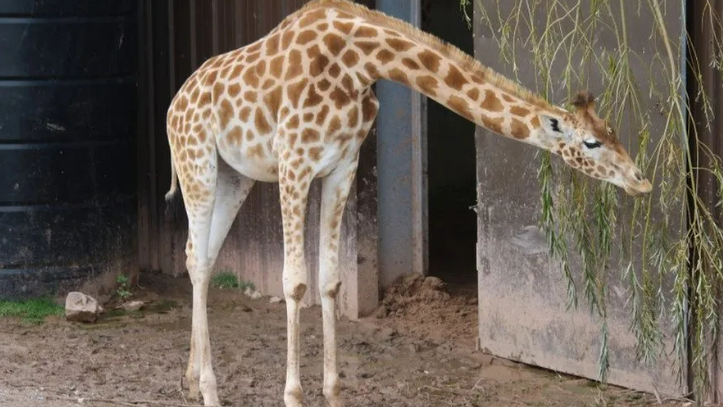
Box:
373;273;478;343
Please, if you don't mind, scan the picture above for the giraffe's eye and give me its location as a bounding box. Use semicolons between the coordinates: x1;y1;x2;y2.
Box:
583;140;602;149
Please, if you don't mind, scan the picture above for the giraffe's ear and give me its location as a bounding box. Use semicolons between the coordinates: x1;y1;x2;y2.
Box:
538;114;570;139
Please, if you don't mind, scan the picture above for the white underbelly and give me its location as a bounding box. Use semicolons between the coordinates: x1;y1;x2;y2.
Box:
217;142;280;182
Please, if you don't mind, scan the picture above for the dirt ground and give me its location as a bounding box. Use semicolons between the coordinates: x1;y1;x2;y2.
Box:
0;272;689;407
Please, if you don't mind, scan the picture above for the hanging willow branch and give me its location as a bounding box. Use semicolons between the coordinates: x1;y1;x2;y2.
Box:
465;0;723;403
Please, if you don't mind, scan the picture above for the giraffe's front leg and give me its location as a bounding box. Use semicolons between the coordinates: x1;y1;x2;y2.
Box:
278;159;314;407
318;156;360;407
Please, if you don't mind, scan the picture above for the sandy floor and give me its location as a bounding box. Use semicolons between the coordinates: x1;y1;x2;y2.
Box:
0;272;688;407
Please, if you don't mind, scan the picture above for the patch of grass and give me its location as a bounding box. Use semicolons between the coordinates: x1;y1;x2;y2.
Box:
211;271;255;291
0;297;64;324
115;274;132;300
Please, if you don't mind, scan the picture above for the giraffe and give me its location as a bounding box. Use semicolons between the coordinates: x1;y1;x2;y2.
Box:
164;0;652;405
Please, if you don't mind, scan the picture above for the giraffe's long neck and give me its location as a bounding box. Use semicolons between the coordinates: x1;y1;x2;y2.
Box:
367;38;564;146
315;1;568;148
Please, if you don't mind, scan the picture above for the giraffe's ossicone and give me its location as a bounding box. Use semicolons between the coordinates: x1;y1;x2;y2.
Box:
164;0;652;406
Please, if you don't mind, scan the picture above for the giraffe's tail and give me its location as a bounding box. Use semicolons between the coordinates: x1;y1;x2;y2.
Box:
164;156;178;203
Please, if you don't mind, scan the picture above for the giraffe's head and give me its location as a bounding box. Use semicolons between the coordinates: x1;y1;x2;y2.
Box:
538;91;652;196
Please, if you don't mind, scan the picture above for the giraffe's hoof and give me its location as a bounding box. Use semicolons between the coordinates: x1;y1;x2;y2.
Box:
284;388;304;407
185;378;200;401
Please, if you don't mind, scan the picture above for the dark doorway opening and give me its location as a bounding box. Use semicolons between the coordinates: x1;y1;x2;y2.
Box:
422;0;477;293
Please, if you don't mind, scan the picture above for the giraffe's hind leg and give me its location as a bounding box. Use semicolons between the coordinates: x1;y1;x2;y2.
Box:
318;154;360;407
184;158;255;405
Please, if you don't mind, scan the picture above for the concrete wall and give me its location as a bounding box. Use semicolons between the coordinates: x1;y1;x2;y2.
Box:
474;0;686;397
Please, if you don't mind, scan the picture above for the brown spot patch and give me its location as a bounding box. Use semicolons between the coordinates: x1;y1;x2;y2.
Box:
448;95;473;121
285;50;303;80
198;92;211;107
255;60;267;76
318;78;332;92
329;63;341;78
228;127;243;145
330;86;351;109
176;95;189;111
242;66;260;87
416;75;438;97
328;116;342;135
244;91;257;103
333;21;354;34
303;84;323;107
303;113;314;122
387;68;410;86
228;84;241;98
347;106;359;127
310;54;330;77
364;62;379;79
246;52;260;64
481;90;504;112
270;55;284;78
265;33;280;55
386;38;414;52
376;49;395;64
219;99;234;129
466;88;480;101
316;105;330;125
301;128;321;143
342;49;360;67
288;115;300;129
510;106;531;117
323;33;345;56
342;74;355;94
308;146;323;161
502;93;515;103
263;86;283;113
203;70;218;87
510;118;529;139
355;26;377;38
254;108;272;134
354;41;378;56
297;30;316;45
444;64;467;90
418;50;441;72
248;143;264;158
282;30;295;48
482;116;504;133
287;78;308;108
246;42;262;54
190;89;201;104
402;58;419;70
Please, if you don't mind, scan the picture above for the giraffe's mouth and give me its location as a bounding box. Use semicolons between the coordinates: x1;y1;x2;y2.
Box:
623;178;653;196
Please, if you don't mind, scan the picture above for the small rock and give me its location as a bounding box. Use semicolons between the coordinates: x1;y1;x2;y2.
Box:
65;292;102;323
374;305;389;318
467;297;478;305
122;300;145;312
244;287;254;298
250;291;263;300
422;276;445;291
269;296;284;304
